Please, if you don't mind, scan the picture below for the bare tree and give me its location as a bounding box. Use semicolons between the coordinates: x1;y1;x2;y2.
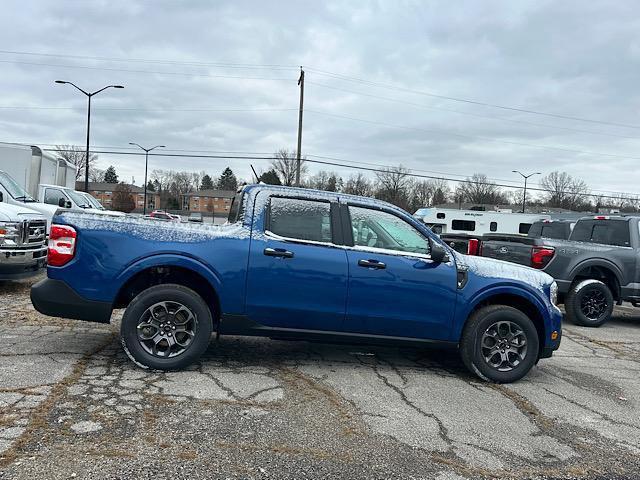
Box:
343;173;373;197
111;183;136;213
456;173;506;205
89;168;105;183
54;145;98;180
409;178;450;211
375;165;413;209
271;149;307;186
307;171;343;192
540;171;590;210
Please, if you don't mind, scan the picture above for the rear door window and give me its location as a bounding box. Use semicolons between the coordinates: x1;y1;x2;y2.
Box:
268;197;332;243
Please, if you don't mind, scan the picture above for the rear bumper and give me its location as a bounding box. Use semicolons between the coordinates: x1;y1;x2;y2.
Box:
0;247;47;280
30;278;112;323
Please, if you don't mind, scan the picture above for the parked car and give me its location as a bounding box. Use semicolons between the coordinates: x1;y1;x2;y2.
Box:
31;185;562;383
148;210;175;221
188;212;203;223
485;215;640;327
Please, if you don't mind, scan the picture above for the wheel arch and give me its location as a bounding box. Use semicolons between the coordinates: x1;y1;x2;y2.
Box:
113;264;221;325
568;260;622;301
460;288;548;358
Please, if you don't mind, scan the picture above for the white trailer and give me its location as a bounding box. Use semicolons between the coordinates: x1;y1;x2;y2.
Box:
413;207;550;236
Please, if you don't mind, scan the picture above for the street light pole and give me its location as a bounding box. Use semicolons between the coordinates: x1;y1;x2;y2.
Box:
55;81;124;192
512;170;541;213
129;143;165;214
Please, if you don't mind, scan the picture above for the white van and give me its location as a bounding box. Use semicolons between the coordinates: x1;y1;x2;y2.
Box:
39;185;126;217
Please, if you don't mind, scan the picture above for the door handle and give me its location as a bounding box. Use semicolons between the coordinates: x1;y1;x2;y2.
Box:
358;259;386;269
264;247;294;258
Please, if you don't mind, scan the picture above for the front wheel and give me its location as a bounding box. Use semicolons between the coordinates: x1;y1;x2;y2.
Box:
120;284;213;370
460;305;539;383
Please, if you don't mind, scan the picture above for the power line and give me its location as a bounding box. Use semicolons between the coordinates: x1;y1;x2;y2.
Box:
306;80;639;140
306;67;640;130
0;50;298;70
0;105;297;113
46;147;640;202
0;59;293;81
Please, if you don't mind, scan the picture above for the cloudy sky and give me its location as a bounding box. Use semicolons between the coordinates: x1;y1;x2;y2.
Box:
2;0;640;199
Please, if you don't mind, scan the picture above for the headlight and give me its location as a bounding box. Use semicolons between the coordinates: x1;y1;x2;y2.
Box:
550;281;558;305
0;222;20;246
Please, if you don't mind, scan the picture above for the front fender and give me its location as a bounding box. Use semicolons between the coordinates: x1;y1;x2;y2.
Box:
452;283;553;342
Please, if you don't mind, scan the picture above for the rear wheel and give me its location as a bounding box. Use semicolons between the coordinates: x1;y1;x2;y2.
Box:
460;305;539;383
120;284;213;370
565;279;613;327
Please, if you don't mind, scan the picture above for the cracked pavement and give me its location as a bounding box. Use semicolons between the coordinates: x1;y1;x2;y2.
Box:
1;276;640;479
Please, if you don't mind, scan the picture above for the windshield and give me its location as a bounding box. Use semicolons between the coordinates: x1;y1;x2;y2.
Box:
65;189;92;208
0;171;36;201
82;193;104;209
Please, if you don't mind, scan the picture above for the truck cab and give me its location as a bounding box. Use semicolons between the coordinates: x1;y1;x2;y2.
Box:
0;195;47;280
0;170;59;233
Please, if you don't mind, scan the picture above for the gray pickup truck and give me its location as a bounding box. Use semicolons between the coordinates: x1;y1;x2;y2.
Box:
482;216;638;327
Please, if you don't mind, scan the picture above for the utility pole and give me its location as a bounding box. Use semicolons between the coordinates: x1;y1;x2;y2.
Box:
513;170;541;213
295;67;305;187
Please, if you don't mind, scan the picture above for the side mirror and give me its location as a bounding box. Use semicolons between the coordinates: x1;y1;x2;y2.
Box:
58;198;66;208
430;241;449;263
66;200;72;209
0;191;3;202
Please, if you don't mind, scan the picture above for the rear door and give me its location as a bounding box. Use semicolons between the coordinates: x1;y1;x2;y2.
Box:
343;203;457;340
245;194;348;331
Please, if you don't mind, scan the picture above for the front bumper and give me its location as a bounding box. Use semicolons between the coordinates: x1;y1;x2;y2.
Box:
539;307;563;359
30;278;112;323
0;246;47;280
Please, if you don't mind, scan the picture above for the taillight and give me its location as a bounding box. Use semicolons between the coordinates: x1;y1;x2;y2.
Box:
531;246;554;269
48;224;77;267
467;238;480;256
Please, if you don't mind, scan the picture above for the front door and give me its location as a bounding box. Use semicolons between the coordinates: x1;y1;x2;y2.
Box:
245;195;348;331
344;204;457;341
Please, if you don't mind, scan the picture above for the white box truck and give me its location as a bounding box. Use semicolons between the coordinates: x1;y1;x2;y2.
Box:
0;143;80;231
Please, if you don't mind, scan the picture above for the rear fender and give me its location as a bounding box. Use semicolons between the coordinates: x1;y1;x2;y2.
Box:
115;253;222;297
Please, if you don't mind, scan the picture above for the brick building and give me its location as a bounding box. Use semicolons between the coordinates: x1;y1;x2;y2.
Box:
77;182;161;210
181;189;235;215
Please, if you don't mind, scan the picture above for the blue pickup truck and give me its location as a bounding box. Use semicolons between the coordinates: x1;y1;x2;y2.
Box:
31;185;562;383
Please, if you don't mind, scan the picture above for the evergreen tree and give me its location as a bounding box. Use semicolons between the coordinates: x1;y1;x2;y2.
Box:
217;167;238;191
146;180;155;192
104;165;119;184
259;169;282;185
200;174;215;190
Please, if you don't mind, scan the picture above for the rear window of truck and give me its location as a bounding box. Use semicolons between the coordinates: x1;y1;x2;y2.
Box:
570;220;630;247
227;192;245;223
529;222;570;239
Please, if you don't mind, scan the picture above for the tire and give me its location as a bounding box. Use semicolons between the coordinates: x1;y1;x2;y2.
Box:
460;305;539;383
565;279;613;327
120;284;213;370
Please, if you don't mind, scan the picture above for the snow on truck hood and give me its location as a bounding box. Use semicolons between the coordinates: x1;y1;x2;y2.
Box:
0;202;46;222
453;251;553;292
57;211;249;243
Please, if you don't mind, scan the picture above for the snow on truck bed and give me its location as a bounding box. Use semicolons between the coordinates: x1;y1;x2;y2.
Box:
57;212;249;243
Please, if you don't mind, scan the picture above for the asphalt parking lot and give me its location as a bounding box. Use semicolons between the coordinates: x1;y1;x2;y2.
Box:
0;276;639;479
